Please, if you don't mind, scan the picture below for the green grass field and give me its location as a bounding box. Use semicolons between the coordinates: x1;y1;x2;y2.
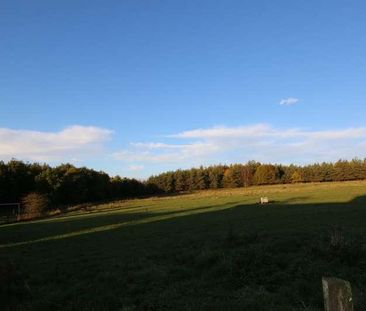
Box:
2;181;366;310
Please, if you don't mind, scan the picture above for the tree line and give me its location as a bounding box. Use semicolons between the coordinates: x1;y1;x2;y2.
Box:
147;159;366;192
1;158;366;208
0;160;160;207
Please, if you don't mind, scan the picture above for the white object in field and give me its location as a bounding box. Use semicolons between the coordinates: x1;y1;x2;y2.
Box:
260;197;269;204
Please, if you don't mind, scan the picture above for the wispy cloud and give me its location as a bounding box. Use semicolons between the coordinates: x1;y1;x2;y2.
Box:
171;124;271;138
172;125;366;140
128;165;145;171
0;125;113;162
112;141;219;164
113;124;366;170
280;97;299;106
3;123;366;177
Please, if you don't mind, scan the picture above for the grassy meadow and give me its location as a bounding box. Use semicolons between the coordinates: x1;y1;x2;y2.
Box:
2;181;366;310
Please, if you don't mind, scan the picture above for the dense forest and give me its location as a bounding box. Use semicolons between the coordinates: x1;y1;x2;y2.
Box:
1;158;366;209
147;159;366;192
0;160;159;206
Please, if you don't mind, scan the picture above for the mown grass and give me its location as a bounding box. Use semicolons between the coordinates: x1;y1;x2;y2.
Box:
2;181;366;310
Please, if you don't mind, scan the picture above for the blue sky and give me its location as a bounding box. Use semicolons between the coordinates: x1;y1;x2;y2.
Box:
1;1;366;178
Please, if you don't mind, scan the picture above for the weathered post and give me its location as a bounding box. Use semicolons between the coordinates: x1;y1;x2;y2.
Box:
322;277;353;311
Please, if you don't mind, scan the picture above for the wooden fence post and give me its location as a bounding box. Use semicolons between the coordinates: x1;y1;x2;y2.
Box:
322;277;353;311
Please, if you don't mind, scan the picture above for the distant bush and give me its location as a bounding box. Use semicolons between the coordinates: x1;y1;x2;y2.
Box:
20;192;49;220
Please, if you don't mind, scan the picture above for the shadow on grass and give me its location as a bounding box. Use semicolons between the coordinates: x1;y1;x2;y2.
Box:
1;195;366;248
1;195;366;310
0;201;243;246
56;190;197;214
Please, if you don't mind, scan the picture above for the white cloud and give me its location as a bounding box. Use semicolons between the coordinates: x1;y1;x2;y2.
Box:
0;125;113;162
172;125;366;141
280;97;299;106
130;142;191;150
128;165;145;171
171;124;271;138
113;124;366;168
4;123;365;176
112;141;219;164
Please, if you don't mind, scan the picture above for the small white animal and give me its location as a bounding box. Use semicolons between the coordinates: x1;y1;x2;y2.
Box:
260;197;269;204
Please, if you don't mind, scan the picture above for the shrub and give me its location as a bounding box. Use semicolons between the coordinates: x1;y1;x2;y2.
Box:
19;192;49;220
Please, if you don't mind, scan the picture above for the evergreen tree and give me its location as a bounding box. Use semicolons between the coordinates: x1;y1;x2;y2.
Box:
196;167;209;190
175;170;188;192
208;166;224;189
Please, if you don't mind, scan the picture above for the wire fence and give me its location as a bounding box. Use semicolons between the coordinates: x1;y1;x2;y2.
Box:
0;203;21;224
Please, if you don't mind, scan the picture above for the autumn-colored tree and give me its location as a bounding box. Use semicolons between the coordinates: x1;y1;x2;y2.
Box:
291;170;303;183
253;164;277;185
223;168;236;188
20;192;49;220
